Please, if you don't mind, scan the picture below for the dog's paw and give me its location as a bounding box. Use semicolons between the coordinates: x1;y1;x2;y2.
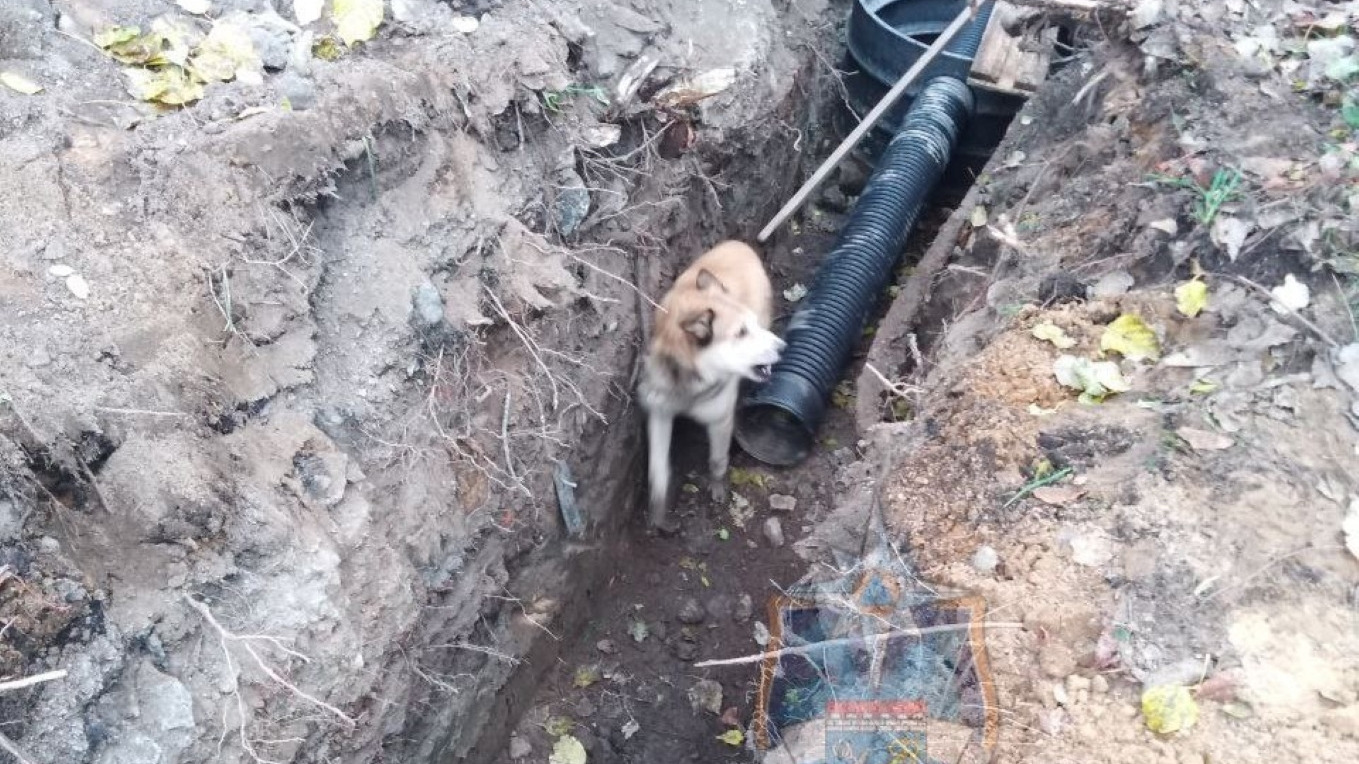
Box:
709;481;728;505
647;516;681;537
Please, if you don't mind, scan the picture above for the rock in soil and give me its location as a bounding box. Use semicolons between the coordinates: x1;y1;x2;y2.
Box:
763;516;785;548
688;679;723;715
677;597;705;625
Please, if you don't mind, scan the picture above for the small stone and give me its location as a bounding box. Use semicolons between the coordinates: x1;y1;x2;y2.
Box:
411;281;445;328
704;596;730;621
508;736;532;759
38;536;60;554
1066;674;1092;693
47;264;74;278
25;349;51;368
674;640;698;661
768;494;797;512
451;15;480;34
1052;682;1070;706
762;517;785;548
753;621;770;646
1039;644;1078;679
1092;674;1110;694
733;593;753;622
65;273;91;300
276;72;318;111
971;545;999;573
677;597;705;625
596;639;617;655
688;679;723;715
1091;270;1135;298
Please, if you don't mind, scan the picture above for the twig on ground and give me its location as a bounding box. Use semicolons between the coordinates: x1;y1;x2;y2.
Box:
94;406;191;418
0;731;38;764
0;669;68;693
864;363;919;400
693;621;1025;668
500;389;517;484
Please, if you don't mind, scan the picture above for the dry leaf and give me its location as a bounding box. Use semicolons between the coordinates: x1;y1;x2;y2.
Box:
190;18;263;84
1100;314;1160;362
1176;427;1233;451
1054;355;1131;404
0;71;42;95
1269;274;1310;314
1210;216;1251;261
1175;279;1208;317
1142;684;1199;734
1032;321;1077;349
125;66;204;105
653;68;737;108
716;729;745;746
333;0;386;46
548;735;587;764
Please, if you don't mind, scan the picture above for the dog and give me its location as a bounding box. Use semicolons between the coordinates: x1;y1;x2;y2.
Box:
637;240;785;533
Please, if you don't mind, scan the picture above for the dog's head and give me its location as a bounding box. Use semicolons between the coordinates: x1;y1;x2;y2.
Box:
665;269;785;383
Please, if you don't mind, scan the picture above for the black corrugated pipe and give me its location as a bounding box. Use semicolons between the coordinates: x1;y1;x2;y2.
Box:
735;76;974;466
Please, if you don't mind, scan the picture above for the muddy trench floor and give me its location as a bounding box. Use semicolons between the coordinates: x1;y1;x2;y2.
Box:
494;204;953;763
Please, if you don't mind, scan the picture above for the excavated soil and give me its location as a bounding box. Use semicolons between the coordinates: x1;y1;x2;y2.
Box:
3;2;1359;764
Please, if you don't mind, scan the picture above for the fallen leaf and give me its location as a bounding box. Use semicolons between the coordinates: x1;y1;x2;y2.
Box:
312;35;344;61
652;68;737;109
1269;274;1310;314
65;273;91;300
1032;485;1086;505
295;0;325;25
627;619;649;643
717;729;745;746
1195;672;1239;702
1189;378;1218;394
94;26;165;66
1344;498;1359;561
545;716;574;737
716;527;730;541
190;18;263;84
1147;218;1178;236
1032;321;1077;349
970;205;988;227
1027;403;1059;416
333;0;385;46
125;66;204;105
1175;279;1209;317
1054;355;1132;404
548;734;587;764
1100;314;1160;362
177;0;212;14
0;71;43;95
1176;427;1233;451
1142;684;1199;734
621;719;640;739
728;467;770;490
1210;216;1251;261
572;665;601;688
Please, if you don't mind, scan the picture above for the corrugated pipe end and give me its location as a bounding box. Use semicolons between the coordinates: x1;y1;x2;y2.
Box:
735;77;974;467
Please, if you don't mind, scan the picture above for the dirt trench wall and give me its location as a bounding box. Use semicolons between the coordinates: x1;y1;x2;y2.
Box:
0;1;839;762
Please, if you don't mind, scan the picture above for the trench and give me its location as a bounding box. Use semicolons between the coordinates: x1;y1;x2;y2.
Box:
461;10;1080;764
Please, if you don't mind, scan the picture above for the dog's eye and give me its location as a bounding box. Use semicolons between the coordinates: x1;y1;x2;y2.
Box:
738;327;749;338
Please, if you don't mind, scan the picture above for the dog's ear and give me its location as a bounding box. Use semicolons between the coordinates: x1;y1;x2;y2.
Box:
681;309;715;345
695;269;726;293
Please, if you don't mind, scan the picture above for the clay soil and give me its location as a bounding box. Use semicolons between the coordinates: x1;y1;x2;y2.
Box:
2;2;1359;764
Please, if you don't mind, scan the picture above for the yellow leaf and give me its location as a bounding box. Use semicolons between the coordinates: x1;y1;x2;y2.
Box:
190;19;263;84
1;72;43;95
125;66;204;106
333;0;385;46
1053;355;1131;404
96;26;171;67
1100;314;1160;362
93;26;141;49
1031;321;1076;349
1141;684;1199;734
312;35;345;61
1189;378;1218;394
1175;279;1209;317
717;728;745;746
548;735;587;764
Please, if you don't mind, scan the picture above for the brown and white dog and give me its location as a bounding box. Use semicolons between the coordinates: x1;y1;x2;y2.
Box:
638;241;785;533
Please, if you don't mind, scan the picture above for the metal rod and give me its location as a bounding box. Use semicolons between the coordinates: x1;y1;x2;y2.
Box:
756;4;979;243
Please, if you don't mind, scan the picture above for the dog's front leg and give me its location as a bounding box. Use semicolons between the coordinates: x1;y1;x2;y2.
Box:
706;413;734;505
646;411;678;533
